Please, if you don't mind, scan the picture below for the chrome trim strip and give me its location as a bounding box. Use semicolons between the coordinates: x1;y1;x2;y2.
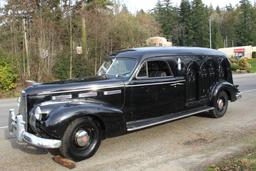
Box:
176;82;185;86
39;101;67;106
78;92;98;98
37;79;185;95
52;94;72;100
103;90;122;95
37;83;124;95
125;80;185;88
127;107;214;132
20;92;28;131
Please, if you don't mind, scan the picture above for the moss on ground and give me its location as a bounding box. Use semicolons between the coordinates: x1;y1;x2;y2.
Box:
207;149;256;171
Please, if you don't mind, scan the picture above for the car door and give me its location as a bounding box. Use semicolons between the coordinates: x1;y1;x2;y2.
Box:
124;58;184;122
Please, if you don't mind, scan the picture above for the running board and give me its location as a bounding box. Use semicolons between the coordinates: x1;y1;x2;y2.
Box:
126;106;214;132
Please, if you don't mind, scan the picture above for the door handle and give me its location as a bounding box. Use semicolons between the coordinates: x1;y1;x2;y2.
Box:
176;83;184;86
170;83;177;87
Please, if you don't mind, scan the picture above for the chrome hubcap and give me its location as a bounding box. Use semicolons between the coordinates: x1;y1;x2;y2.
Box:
75;130;90;147
217;99;224;110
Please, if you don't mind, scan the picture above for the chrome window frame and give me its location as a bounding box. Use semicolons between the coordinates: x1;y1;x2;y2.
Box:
134;58;174;80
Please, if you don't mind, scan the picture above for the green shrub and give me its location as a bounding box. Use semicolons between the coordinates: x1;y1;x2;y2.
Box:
248;59;256;73
229;56;239;64
53;53;91;80
252;52;256;58
231;63;239;71
238;58;251;72
0;62;17;90
53;54;70;80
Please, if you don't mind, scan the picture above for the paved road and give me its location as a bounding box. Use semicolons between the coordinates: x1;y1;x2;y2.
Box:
0;74;256;171
0;99;17;128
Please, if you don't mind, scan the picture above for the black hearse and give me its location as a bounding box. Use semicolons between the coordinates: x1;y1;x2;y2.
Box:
9;47;241;161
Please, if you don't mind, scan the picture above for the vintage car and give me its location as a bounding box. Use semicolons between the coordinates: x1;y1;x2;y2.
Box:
9;47;241;161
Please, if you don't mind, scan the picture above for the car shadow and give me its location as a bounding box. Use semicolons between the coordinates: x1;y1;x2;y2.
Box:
195;111;213;118
4;129;48;155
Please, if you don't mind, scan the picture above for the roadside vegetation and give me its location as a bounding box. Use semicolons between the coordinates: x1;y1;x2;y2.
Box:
248;59;256;73
230;57;256;73
207;149;256;171
1;0;256;95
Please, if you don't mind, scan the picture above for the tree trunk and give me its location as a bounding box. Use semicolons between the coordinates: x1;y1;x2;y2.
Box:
23;18;30;78
81;2;88;60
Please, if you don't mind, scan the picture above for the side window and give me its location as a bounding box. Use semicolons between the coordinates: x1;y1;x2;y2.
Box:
137;60;173;78
137;63;148;78
168;60;177;76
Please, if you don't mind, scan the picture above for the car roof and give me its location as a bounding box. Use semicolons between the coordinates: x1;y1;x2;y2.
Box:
110;47;226;60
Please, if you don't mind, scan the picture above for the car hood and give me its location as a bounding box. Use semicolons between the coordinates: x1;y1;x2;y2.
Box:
24;76;125;96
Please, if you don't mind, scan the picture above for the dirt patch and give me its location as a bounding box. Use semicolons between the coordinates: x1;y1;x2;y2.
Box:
183;137;215;146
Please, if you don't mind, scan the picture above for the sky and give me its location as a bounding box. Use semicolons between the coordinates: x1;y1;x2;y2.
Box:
122;0;255;13
0;0;5;7
0;0;254;12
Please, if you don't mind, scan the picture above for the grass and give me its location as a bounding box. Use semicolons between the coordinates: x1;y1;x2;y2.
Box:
0;83;23;99
248;59;256;73
0;89;20;99
207;149;256;171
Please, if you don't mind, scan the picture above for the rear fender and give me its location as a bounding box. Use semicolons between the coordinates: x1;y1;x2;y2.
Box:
210;81;239;104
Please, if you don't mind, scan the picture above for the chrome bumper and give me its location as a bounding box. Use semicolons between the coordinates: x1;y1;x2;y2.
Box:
8;109;61;149
236;92;242;100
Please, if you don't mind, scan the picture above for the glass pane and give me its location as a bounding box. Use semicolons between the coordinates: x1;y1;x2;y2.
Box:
137;63;147;77
148;61;172;77
98;58;137;78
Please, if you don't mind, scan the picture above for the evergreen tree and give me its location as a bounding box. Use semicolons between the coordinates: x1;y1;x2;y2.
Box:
153;0;179;41
191;0;209;47
222;5;237;47
236;0;256;46
179;0;193;46
212;21;224;48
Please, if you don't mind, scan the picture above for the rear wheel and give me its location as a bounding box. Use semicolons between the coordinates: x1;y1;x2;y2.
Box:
209;91;228;118
60;117;102;161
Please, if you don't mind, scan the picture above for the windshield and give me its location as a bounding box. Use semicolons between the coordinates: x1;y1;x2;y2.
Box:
97;58;137;78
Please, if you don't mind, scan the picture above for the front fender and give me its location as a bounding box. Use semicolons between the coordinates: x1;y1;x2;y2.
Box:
42;102;126;139
210;81;240;103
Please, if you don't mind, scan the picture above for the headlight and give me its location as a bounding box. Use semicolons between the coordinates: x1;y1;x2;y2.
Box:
34;106;42;120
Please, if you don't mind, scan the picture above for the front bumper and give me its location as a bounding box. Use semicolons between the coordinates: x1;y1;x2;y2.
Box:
8;109;61;149
236;92;242;100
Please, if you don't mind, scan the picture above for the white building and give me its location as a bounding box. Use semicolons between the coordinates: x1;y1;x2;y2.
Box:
146;37;172;47
218;46;256;59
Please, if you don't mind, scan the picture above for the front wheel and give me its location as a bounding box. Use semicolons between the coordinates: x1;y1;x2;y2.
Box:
60;117;102;161
209;91;229;118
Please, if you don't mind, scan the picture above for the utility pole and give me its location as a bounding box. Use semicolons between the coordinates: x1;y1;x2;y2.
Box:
209;17;212;49
225;36;228;47
69;0;73;79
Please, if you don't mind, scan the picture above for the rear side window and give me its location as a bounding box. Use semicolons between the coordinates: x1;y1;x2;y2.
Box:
137;60;173;78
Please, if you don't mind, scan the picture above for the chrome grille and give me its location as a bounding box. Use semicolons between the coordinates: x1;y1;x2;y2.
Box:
18;92;28;130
